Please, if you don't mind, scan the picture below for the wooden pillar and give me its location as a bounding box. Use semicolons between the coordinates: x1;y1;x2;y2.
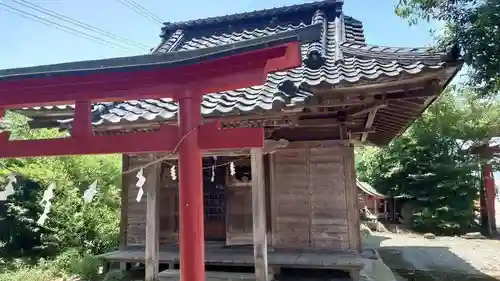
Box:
119;155;130;272
374;199;378;217
383;200;388;219
393;199;397;222
251;148;269;281
145;161;161;281
343;143;361;252
120;155;129;250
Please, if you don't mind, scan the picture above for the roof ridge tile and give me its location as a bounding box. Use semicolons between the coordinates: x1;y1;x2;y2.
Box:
160;1;342;37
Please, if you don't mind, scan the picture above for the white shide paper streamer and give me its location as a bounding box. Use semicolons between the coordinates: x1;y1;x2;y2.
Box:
135;168;146;202
229;162;236;176
170;165;177;181
37;182;56;226
83;180;98;203
0;173;17;201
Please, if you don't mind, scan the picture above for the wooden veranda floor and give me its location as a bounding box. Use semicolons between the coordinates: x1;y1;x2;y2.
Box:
96;242;364;271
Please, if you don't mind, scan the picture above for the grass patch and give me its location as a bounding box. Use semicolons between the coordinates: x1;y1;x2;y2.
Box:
0;249;103;281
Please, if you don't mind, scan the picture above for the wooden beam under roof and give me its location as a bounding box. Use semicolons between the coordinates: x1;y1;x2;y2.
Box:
345;101;387;118
361;108;379;142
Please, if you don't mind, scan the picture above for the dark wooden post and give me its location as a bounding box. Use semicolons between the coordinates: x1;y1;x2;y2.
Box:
119;154;130;271
251;148;269;281
145;160;161;281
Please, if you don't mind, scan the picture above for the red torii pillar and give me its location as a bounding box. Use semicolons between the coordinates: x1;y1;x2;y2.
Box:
472;142;498;236
0;40;303;281
175;92;265;281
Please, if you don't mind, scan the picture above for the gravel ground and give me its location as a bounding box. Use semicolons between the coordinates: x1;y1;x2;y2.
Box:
364;232;500;278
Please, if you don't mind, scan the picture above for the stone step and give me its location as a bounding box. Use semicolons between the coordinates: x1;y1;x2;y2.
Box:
158;269;275;281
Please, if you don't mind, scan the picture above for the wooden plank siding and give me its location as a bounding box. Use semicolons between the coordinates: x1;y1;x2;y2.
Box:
225;156;276;246
225;185;254;245
343;144;361;252
271;141;353;250
122;140;358;252
125;154;147;246
125;154;178;246
272;147;311;247
310;146;349;249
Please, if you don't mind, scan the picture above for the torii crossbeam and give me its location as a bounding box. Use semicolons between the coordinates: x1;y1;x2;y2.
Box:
0;25;321;281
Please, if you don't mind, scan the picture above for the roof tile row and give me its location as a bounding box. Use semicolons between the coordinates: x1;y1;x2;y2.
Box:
22;0;458;145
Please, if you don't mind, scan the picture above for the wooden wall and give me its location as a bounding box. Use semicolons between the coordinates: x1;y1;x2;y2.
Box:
121;141;360;252
224;156;272;246
123;154;178;246
270;140;359;251
225;185;254;245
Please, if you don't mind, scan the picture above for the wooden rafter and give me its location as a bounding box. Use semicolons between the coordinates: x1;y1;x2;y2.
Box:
381;108;417;119
377;111;411;124
355;81;438;143
304;97;381;108
308;80;439;110
372;124;401;134
395;99;425;107
295;118;356;127
387;101;422;112
350;127;375;135
345;101;387;118
361;107;379;142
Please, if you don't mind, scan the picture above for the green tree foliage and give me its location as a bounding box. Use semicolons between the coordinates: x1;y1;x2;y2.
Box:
0;177;47;258
0;113;121;258
395;0;500;96
356;88;500;234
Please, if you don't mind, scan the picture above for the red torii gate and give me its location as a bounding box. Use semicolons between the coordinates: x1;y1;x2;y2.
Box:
0;26;320;281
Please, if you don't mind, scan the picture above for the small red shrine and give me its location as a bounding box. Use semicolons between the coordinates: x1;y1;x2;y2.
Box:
357;180;387;218
2;1;462;281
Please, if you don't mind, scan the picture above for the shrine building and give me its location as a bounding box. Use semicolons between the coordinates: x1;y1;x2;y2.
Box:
13;0;461;280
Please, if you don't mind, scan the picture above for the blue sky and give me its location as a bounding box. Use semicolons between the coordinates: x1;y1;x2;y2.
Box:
0;0;439;69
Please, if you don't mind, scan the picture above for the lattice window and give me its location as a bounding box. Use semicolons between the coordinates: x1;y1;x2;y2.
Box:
204;184;225;222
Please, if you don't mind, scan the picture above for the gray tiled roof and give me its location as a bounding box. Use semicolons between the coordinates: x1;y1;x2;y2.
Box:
21;1;459;138
159;0;343;35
